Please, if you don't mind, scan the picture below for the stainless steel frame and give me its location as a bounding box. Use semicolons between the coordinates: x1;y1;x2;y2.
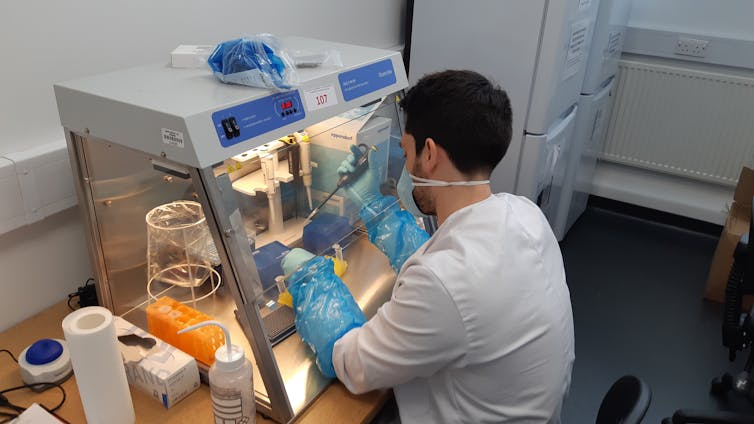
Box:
66;130;112;308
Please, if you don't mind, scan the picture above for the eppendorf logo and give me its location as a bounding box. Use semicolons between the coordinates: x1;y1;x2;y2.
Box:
331;133;353;141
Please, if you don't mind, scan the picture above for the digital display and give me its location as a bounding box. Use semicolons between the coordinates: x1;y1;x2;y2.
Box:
281;100;293;110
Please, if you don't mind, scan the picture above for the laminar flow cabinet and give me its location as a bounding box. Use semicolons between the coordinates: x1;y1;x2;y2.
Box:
54;37;409;422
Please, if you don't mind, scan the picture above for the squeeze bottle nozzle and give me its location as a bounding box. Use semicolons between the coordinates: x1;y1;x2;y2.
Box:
179;320;238;364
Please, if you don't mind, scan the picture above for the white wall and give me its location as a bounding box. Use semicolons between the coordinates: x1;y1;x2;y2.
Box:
595;0;754;223
0;0;406;330
0;208;90;331
629;0;754;40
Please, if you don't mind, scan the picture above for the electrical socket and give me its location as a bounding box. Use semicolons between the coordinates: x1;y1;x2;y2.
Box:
675;36;709;58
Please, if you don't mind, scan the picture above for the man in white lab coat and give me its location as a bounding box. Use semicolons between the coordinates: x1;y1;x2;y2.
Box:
282;70;575;423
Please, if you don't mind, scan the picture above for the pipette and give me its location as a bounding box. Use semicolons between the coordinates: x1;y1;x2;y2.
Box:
294;132;314;210
304;143;376;225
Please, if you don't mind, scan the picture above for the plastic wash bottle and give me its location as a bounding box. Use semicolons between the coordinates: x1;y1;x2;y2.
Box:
179;320;255;423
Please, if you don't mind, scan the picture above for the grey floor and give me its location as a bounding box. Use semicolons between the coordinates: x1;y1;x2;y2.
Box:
560;204;754;423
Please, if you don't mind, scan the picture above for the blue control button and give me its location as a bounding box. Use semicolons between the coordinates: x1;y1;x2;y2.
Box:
26;339;63;365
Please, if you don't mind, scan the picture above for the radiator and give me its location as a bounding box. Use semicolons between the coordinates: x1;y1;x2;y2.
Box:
602;58;754;186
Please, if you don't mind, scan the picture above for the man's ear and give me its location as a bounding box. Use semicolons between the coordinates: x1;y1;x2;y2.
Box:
423;137;440;173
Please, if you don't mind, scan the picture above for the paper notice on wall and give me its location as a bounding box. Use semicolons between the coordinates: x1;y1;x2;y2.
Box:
578;0;592;12
605;31;623;59
562;19;590;81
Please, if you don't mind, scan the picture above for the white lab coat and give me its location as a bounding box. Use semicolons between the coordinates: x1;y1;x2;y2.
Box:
333;193;575;423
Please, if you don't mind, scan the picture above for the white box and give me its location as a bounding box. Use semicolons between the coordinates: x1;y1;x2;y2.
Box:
305;114;393;221
114;317;200;408
170;45;214;69
305;113;392;183
305;113;392;153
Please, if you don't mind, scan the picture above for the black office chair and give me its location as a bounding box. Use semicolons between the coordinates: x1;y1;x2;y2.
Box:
595;375;651;424
661;409;754;424
660;197;754;423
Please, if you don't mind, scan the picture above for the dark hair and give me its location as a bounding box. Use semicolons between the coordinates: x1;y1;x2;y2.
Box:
400;70;512;176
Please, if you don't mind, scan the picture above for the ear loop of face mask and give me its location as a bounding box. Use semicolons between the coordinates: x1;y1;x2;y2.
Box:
409;173;490;187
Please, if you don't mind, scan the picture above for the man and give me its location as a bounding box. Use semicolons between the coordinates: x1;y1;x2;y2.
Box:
282;70;574;423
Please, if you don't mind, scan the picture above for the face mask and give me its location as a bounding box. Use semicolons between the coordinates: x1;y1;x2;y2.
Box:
397;168;430;218
397;167;490;218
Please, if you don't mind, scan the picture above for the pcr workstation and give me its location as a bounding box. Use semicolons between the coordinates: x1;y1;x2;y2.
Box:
54;37;412;422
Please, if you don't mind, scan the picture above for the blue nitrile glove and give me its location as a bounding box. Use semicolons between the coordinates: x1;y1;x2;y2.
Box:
207;36;292;89
337;144;382;209
282;250;366;378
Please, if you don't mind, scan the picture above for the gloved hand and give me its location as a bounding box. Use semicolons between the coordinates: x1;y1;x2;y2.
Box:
282;250;366;378
281;248;316;276
337;144;382;208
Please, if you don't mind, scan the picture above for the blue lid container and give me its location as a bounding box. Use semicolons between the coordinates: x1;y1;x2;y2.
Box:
303;213;353;254
252;241;290;291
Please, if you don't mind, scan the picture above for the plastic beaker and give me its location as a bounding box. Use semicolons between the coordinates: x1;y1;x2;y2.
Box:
146;200;219;304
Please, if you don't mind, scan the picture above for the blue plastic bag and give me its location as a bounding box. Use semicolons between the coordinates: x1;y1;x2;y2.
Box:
360;196;430;272
207;34;297;90
287;256;366;378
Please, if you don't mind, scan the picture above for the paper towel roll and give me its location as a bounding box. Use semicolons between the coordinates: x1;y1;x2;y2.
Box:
62;307;134;424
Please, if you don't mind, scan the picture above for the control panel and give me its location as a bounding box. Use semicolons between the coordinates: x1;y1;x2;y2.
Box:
212;90;305;148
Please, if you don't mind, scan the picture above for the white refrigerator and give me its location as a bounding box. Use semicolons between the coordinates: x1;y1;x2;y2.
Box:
551;0;632;240
408;0;600;223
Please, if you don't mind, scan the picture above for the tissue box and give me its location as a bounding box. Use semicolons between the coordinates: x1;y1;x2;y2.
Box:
114;316;200;409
